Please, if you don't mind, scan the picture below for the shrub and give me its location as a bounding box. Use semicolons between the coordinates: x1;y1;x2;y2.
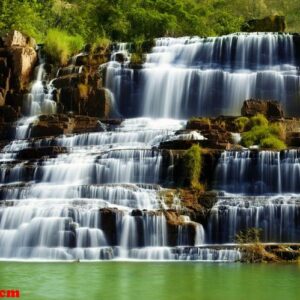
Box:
44;29;84;65
269;123;286;140
91;37;111;53
130;53;144;64
182;144;202;189
233;116;249;132
241;125;271;147
260;136;287;150
235;228;278;263
235;228;262;244
247;113;269;129
240;114;287;149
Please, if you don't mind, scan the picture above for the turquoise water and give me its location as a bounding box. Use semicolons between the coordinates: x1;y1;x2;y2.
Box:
0;262;299;300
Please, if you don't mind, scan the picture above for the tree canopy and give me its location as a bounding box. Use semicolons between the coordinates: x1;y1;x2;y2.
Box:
1;0;300;43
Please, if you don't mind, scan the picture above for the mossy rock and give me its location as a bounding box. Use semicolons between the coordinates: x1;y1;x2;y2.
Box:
241;15;286;32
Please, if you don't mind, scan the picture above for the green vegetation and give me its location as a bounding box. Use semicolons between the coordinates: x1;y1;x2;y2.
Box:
260;136;286;150
234;116;249;132
235;227;262;244
240;114;287;150
1;0;300;47
44;29;84;65
235;228;279;263
182;144;202;190
246;113;268;128
190;117;211;127
130;53;144;65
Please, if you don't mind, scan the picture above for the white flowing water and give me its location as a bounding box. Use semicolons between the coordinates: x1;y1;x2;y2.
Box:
206;194;300;244
106;33;300;118
0;118;224;261
14;63;57;140
5;33;300;261
215;150;300;194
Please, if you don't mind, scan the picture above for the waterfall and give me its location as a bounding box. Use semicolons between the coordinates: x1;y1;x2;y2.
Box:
15;61;57;140
5;32;300;262
0;118;224;261
215;150;300;194
105;33;300;118
26;64;57;116
206;194;300;244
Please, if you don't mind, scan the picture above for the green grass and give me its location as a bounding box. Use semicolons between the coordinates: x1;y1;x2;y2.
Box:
233;116;249;132
182;144;202;189
44;29;84;65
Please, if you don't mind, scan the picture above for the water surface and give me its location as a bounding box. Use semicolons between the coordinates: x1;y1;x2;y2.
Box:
0;262;299;300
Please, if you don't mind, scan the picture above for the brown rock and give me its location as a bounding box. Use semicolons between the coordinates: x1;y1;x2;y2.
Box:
186;119;211;131
4;30;34;48
73;54;89;66
9;46;37;90
0;90;4;106
0;105;18;122
26;114;102;137
165;210;196;246
30;124;63;138
59;87;80;113
100;208;120;246
17;146;68;160
86;88;111;118
5;91;25;112
241;99;284;118
52;74;85;89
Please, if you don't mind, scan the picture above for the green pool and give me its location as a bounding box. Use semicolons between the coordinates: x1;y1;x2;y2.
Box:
0;262;299;300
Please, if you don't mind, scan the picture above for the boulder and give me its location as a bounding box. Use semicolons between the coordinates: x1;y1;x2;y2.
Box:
59;87;80;113
30;124;64;138
100;208;120;246
9;46;37;90
0;105;18;122
4;30;35;48
186;118;211;131
86;87;111;118
241;99;284;118
241;15;286;32
52;74;85;89
25;114;102;138
165;210;196;246
5;91;25;112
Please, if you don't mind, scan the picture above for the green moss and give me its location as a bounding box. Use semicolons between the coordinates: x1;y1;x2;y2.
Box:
182;144;202;189
260;136;287;150
233;116;249;132
44;29;84;65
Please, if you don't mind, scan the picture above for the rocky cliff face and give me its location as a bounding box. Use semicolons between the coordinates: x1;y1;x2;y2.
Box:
0;31;37;110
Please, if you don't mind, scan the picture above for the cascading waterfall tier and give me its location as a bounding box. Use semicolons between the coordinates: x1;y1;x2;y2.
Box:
206;194;300;244
210;150;300;245
0;117;235;261
106;33;300;118
215;150;300;194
